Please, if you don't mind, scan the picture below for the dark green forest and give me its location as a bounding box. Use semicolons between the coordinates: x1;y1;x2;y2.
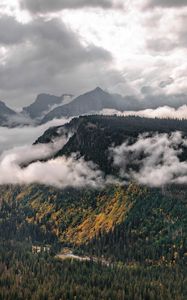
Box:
1;241;187;300
0;184;187;299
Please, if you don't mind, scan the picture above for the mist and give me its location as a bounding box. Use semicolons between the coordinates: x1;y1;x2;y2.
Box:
111;131;187;187
2;109;187;189
101;105;187;120
0;114;105;189
0;132;104;188
0;117;71;153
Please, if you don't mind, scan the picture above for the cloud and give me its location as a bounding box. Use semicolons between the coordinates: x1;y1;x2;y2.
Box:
20;0;123;14
101;105;187;120
145;0;187;9
0;117;71;153
110;131;187;187
177;20;187;49
3;114;187;189
146;37;177;53
0;15;27;45
159;77;174;88
0;15;116;108
0;0;186;111
0;143;104;188
0;115;106;189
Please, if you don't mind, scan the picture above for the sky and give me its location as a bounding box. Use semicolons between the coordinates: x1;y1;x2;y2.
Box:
0;0;187;109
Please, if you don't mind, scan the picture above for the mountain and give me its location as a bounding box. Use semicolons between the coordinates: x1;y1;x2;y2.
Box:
41;87;140;123
22;93;73;120
36;115;187;174
1;115;187;299
0;100;19;126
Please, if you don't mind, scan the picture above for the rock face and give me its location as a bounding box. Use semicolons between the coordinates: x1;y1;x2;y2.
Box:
41;87;140;123
22;93;73;120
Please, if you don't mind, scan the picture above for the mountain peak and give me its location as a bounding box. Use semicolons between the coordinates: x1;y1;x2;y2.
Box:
22;93;66;119
35;93;60;103
93;86;105;93
0;100;16;114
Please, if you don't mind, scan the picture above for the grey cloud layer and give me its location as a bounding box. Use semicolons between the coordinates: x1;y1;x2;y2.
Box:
20;0;122;13
0;0;186;109
0;16;27;45
0;15;115;107
146;0;187;8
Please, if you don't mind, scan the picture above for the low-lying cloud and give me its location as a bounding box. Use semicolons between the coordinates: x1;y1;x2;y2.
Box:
111;131;187;187
0;114;118;189
0;136;104;188
0;115;105;189
2;130;187;189
0;117;71;153
101;105;187;120
2;115;187;189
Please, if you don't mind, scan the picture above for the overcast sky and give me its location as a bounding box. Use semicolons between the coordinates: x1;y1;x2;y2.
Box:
0;0;187;109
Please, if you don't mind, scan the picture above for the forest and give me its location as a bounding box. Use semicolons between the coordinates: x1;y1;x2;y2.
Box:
0;183;187;299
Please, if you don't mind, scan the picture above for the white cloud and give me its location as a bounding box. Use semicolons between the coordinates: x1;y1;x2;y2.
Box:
0;116;105;189
0;117;71;153
0;143;104;188
111;131;187;187
101;105;187;120
2;115;187;189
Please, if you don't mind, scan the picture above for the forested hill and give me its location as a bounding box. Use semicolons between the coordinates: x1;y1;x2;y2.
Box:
37;115;187;145
36;115;187;174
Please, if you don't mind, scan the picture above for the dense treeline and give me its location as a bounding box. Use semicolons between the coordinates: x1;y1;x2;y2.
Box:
1;184;187;261
0;194;58;248
52;115;187;174
0;183;187;299
80;185;187;264
0;241;187;300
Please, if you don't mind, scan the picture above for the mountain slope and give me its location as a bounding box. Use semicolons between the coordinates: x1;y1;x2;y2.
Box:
1;115;187;299
0;100;19;126
41;87;140;123
23;115;187;253
22;93;73;120
1;183;187;265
